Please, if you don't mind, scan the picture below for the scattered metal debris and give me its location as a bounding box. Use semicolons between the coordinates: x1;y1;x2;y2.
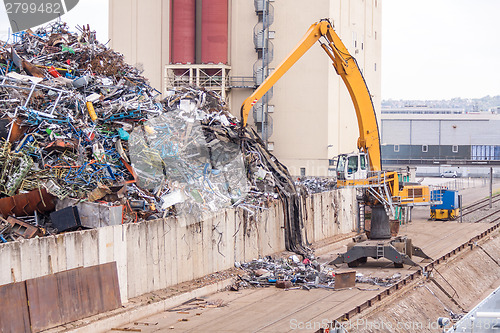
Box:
296;177;337;194
167;298;226;312
355;272;404;287
232;255;336;290
230;256;404;291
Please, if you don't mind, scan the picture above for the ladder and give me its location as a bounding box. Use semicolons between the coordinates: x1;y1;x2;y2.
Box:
358;201;365;233
376;243;385;259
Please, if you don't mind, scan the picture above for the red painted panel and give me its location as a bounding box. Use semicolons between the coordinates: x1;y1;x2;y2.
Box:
201;0;228;64
171;0;196;64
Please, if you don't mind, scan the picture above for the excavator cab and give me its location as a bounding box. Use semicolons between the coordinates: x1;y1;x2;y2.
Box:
336;152;368;181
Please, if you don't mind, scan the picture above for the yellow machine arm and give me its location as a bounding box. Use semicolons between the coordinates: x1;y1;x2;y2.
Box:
240;19;382;171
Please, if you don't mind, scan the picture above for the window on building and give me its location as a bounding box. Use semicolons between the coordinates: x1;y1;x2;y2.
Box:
300;168;306;177
394;144;399;152
422;145;428;153
452;145;458;153
267;142;274;151
375;31;377;40
374;63;377;71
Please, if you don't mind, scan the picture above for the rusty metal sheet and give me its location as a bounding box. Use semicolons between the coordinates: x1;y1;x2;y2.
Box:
56;268;86;325
26;273;62;332
27;262;122;332
335;270;356;289
98;262;122;311
77;265;100;316
0;188;55;218
0;281;30;333
78;262;122;314
7;216;44;239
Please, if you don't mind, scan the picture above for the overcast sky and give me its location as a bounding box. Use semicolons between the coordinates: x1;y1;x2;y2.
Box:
0;0;108;42
382;0;500;100
0;0;498;101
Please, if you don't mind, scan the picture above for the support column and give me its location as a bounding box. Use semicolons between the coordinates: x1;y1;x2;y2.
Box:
195;0;203;64
369;205;391;239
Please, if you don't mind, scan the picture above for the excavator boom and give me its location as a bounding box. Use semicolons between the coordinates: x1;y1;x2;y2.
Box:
240;19;434;268
240;19;382;171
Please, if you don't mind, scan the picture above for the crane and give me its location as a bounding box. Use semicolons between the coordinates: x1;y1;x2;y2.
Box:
241;20;381;172
240;19;433;267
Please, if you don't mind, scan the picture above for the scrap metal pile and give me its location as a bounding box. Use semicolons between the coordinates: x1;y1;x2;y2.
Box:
0;23;308;253
231;256;403;291
233;255;331;291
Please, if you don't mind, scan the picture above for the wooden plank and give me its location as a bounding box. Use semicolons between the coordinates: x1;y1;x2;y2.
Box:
0;281;30;333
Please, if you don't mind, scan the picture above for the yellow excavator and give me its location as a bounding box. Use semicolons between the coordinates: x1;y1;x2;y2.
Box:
241;19;433;267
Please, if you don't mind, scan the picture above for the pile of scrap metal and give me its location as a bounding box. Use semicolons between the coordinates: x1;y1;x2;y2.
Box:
232;255;333;291
160;88;307;254
0;22;162;241
296;177;337;194
0;22;309;254
231;257;403;291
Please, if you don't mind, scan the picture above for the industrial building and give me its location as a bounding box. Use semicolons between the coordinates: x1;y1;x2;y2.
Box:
108;0;382;176
380;113;500;175
381;106;465;115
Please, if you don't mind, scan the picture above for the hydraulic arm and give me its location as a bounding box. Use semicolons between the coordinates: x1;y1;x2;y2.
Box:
240;19;382;171
240;19;433;268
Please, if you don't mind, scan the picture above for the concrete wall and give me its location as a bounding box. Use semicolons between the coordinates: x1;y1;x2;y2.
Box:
109;0;169;93
0;189;356;303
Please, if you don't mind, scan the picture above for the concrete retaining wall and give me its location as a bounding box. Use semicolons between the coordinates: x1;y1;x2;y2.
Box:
0;189;356;303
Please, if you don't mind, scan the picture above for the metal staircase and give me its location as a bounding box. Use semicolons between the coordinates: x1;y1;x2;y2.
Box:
253;0;274;143
376;243;385;259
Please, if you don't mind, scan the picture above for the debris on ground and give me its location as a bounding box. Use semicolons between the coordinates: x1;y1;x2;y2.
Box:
230;256;404;291
355;272;404;287
167;298;226;312
0;22;315;254
231;255;335;290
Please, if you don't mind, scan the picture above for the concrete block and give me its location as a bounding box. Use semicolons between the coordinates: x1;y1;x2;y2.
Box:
82;229;99;268
113;225;128;303
156;220;167;291
335;270;356;289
